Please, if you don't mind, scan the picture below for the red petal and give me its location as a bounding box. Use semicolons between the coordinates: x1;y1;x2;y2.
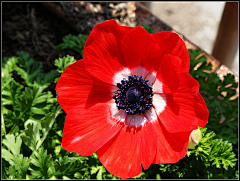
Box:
62;102;122;156
188;92;209;128
97;126;142;179
121;26;161;69
84;79;114;109
56;60;114;114
157;54;182;93
151;117;191;164
158;92;209;133
84;20;133;85
152;31;190;73
177;73;200;94
140;122;157;170
56;60;92;113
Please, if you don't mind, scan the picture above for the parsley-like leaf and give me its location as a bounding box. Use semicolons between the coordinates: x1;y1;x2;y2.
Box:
2;56;18;78
2;78;24;106
9;154;30;179
30;148;54;179
139;24;154;34
13;51;59;91
2;134;22;161
15;51;43;86
188;49;212;78
14;86;54;117
210;139;237;170
56;34;88;56
55;55;77;73
21;122;40;152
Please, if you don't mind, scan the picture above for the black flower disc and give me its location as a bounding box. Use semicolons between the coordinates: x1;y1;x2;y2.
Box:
113;75;153;115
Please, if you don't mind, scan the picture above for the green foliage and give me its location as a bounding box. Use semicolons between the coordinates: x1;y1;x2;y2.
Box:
2;77;24;107
56;34;88;56
2;51;58;134
2;85;56;134
2;134;30;179
54;55;77;83
189;128;237;170
15;51;59;90
15;51;43;85
188;49;238;146
188;49;212;78
2;134;22;162
2;56;18;78
158;127;237;179
21;122;41;152
210;139;236;170
55;55;77;74
2;36;238;179
30;148;54;179
140;24;154;34
9;154;30;179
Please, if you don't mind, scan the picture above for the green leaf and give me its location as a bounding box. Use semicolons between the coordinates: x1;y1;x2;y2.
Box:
222;73;238;87
132;171;146;179
2;110;22;134
34;70;60;90
2;77;24;106
49;175;58;180
12;51;59;91
219;73;238;99
96;166;105;180
74;172;82;179
15;51;43;86
2;149;13;162
14;86;54;118
2;165;8;179
188;49;202;60
52;156;82;179
21;122;40;152
210;139;237;170
43;70;60;84
90;166;99;174
2;134;22;156
36;104;62;150
62;176;71;179
55;55;77;73
188;128;237;171
9;154;30;179
90;165;105;179
139;24;154;34
235;170;239;179
8;165;18;179
30;148;53;179
2;56;18;78
188;49;212;78
56;34;88;56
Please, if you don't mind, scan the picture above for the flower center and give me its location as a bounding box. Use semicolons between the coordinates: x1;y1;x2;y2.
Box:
113;75;153;115
126;87;142;103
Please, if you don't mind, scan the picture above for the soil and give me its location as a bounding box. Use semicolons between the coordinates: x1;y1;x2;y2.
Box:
2;2;82;74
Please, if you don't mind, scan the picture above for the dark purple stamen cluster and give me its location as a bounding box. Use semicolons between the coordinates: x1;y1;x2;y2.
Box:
113;75;153;115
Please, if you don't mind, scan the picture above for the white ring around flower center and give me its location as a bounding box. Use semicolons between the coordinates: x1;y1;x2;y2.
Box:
111;66;167;127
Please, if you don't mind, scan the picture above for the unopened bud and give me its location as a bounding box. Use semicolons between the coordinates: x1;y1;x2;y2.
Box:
188;127;202;149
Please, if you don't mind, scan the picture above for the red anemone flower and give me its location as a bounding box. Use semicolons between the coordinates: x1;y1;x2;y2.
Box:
56;19;209;179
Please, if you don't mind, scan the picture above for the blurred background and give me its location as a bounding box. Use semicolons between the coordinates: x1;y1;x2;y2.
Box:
141;2;239;76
